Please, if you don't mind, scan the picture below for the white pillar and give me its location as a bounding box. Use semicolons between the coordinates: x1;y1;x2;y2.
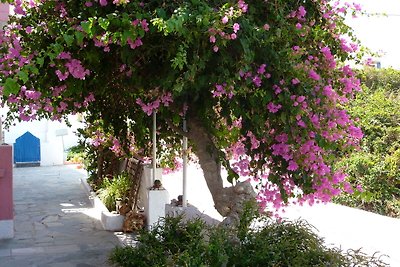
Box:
182;119;188;207
152;111;157;181
0;117;3;144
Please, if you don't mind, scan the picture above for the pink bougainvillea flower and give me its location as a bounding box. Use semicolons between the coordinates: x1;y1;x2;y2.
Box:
298;6;307;17
65;59;90;80
209;35;216;43
287;160;299;171
55;70;69;81
291;78;300;85
309;69;321;81
25;26;33;34
267;102;282;113
233;23;240;33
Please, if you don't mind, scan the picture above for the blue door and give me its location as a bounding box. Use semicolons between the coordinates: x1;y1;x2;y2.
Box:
14;131;40;164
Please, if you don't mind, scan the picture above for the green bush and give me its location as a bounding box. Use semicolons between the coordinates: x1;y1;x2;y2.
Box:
66;144;85;163
109;208;388;267
334;69;400;217
97;172;131;211
334;152;400;217
358;67;400;93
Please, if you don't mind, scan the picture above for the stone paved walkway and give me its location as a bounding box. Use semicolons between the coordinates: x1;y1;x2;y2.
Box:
0;165;122;267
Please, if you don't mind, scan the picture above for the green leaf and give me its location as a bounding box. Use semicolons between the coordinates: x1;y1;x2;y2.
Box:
227;170;239;183
173;80;184;93
17;70;29;83
27;65;39;75
172;113;181;125
36;57;44;67
81;21;92;35
171;45;187;70
3;78;19;96
98;17;110;30
50;43;63;57
63;34;74;46
156;8;167;18
75;31;84;45
121;30;134;45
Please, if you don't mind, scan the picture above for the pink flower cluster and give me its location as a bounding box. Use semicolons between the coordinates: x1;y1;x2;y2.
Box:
208;1;247;52
212;83;234;98
267;102;282;113
239;63;271;88
55;52;90;81
90;129;125;157
95;0;131;6
136;92;173;116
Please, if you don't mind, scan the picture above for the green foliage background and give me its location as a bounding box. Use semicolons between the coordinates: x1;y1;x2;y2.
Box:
334;68;400;217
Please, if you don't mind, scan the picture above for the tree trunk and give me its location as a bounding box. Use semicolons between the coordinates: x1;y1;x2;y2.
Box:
186;118;256;225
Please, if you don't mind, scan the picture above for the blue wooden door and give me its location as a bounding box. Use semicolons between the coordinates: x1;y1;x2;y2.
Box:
14;131;40;163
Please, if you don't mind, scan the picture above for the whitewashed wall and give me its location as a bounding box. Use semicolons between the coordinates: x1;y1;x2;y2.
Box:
0;108;83;166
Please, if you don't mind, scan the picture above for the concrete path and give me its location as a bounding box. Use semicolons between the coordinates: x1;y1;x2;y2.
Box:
0;165;122;267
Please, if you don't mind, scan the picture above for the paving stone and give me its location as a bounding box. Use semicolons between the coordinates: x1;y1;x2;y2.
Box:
12;247;46;256
49;263;76;267
41;214;62;223
44;222;64;227
44;244;80;254
0;248;11;257
33;221;47;230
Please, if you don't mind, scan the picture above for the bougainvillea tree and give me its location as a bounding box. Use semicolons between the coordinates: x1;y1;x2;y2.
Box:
0;0;364;222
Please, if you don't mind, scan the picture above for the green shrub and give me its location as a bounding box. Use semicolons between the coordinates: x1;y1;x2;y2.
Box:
109;207;388;267
334;152;400;217
66;144;85;163
358;67;400;93
334;69;400;217
97;172;131;211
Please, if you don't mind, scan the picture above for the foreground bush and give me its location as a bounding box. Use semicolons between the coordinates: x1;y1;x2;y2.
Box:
109;214;388;267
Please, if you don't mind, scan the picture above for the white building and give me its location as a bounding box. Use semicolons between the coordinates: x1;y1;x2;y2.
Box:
0;108;83;166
